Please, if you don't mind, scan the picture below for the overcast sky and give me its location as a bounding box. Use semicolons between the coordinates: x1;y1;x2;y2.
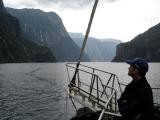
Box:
3;0;160;42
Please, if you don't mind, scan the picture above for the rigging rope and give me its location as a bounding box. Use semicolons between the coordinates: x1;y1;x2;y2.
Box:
70;0;99;85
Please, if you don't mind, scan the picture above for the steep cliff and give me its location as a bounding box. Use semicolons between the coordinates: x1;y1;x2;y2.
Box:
0;0;56;63
0;0;5;12
112;23;160;62
70;33;121;62
7;8;89;62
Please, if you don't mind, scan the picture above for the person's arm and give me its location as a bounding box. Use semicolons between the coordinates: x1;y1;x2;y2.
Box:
118;94;141;119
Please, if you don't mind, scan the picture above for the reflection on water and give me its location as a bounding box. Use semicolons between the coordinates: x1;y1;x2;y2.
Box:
0;63;159;119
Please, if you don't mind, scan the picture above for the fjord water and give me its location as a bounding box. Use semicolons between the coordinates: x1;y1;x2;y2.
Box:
0;63;159;120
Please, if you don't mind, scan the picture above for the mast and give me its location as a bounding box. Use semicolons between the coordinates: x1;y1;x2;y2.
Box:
70;0;99;86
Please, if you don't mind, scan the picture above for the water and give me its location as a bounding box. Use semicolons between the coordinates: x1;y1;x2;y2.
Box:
0;63;159;120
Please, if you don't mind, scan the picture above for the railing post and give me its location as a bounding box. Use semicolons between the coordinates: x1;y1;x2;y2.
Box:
116;75;123;94
97;76;99;103
90;68;95;92
115;91;117;113
89;75;95;99
77;71;80;91
108;75;115;111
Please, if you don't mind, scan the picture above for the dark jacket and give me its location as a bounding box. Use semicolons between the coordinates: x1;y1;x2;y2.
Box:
118;77;153;120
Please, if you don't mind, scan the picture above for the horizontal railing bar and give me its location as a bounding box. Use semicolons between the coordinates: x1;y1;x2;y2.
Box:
79;63;116;75
104;111;121;117
119;82;126;86
66;63;116;76
66;64;99;77
69;83;107;104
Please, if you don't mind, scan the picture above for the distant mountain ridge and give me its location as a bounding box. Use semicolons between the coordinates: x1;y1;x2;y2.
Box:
7;8;89;62
69;32;121;62
112;23;160;62
0;0;56;63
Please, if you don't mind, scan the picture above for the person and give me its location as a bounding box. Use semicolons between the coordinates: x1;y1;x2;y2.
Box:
118;58;153;120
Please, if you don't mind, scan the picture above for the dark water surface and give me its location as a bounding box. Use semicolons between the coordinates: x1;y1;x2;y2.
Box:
0;63;159;120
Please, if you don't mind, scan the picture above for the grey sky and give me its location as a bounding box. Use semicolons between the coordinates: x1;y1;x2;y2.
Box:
35;0;93;9
3;0;160;42
4;0;118;9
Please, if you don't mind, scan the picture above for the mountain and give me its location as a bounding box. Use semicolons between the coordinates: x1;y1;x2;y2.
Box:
69;33;121;62
0;0;5;12
112;23;160;62
7;8;89;62
0;0;56;63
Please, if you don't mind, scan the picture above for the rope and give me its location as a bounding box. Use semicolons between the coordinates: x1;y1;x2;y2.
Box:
70;0;99;85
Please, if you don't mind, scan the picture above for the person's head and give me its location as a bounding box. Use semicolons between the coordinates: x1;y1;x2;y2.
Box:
126;58;149;78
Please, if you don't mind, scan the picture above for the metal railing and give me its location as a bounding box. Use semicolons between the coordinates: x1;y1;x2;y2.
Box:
66;63;160;120
66;63;123;119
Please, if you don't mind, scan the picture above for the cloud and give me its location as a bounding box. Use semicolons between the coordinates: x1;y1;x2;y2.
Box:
34;0;93;9
30;0;118;9
4;0;119;10
4;0;38;9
